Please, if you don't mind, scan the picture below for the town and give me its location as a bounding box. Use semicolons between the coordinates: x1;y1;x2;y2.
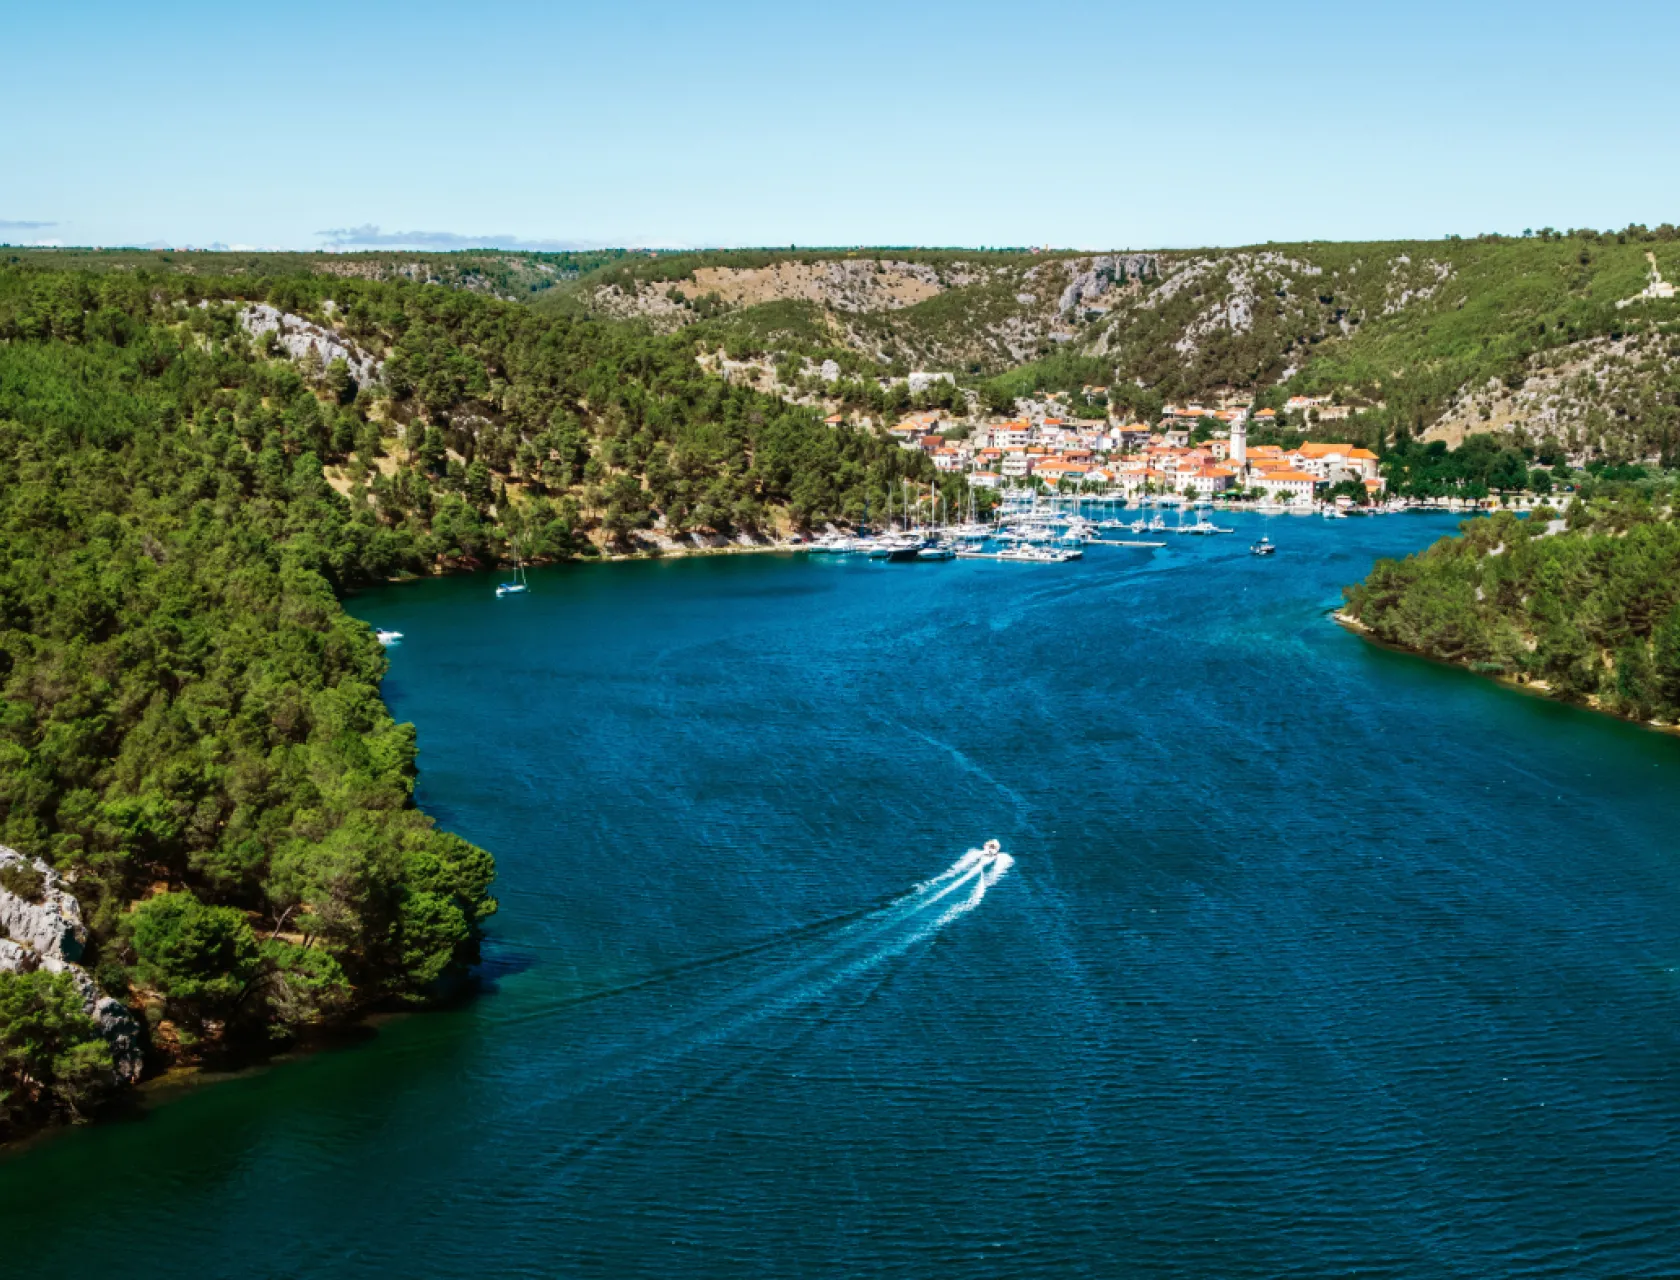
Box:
862;392;1387;509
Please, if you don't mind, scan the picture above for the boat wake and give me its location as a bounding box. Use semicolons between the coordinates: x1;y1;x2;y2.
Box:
388;843;1019;1214
545;842;1014;1098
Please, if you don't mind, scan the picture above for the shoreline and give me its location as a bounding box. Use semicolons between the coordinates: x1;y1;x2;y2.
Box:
1332;612;1680;737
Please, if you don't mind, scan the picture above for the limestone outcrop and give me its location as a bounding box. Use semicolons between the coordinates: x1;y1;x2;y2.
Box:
0;847;144;1082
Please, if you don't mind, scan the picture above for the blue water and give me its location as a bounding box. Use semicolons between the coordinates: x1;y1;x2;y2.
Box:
4;512;1679;1278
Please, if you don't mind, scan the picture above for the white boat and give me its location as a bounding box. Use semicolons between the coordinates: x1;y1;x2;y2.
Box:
1250;536;1276;556
497;552;530;595
878;531;927;562
375;629;403;646
1321;507;1347;519
998;544;1079;563
916;543;956;561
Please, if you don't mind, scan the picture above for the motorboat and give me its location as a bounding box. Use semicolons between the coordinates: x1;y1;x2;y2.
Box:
916;543;956;561
375;629;403;645
1250;536;1276;556
998;544;1079;563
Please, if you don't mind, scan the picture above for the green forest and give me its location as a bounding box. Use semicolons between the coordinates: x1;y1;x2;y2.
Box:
0;260;951;1136
1343;486;1680;722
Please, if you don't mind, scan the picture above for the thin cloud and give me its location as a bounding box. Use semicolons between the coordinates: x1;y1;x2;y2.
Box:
0;219;56;232
316;223;609;253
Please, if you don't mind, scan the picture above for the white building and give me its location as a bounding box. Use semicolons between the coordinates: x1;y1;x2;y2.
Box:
1253;470;1319;503
989;423;1033;450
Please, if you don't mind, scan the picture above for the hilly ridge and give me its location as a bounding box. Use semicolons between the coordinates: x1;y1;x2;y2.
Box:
545;233;1680;461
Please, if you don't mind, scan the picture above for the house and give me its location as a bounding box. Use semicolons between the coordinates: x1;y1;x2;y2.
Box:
970;470;1002;489
989;421;1033;450
1117;467;1167;497
1183;465;1235;496
1298;442;1382;483
1035;462;1088;488
1254;469;1319;503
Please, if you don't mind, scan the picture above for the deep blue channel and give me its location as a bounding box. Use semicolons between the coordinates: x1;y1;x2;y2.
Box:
3;511;1678;1278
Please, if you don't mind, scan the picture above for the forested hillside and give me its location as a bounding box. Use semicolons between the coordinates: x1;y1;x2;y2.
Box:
0;262;940;1137
551;232;1680;463
1342;484;1680;724
2;245;632;302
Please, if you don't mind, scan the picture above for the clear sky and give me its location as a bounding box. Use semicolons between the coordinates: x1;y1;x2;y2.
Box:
6;0;1679;252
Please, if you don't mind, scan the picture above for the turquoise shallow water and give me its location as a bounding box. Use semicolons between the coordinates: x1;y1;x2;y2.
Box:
4;511;1680;1278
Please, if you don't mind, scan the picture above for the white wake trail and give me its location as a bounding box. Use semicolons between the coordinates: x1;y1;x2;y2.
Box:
553;843;1016;1096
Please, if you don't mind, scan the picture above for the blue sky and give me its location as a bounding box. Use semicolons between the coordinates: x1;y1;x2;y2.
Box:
7;0;1679;251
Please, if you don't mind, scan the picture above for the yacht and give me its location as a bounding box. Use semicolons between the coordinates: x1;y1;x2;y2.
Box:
998;544;1079;563
375;629;403;646
497;552;529;595
880;531;928;562
916;543;956;561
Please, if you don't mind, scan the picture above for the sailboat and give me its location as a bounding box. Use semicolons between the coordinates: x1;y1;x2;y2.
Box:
496;549;529;596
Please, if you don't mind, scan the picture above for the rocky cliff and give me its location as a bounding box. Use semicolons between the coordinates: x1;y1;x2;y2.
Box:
0;846;144;1083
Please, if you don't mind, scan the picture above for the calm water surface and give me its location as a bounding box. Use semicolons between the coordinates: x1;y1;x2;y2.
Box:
5;512;1679;1278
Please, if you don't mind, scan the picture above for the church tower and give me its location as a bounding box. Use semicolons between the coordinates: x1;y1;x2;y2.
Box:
1230;418;1248;469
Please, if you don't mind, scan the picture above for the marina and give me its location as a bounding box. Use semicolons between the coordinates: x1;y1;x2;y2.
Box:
801;488;1261;566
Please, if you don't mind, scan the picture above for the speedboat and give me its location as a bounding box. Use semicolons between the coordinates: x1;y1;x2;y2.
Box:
375;629;403;645
495;582;528;596
1250;536;1276;556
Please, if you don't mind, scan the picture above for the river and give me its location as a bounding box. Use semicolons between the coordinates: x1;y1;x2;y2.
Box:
4;511;1678;1278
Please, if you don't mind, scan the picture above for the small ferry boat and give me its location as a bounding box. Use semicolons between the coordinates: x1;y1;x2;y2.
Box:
1250;536;1276;556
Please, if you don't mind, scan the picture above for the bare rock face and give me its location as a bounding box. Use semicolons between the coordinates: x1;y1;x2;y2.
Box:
237;303;383;386
0;849;86;961
1058;254;1159;314
0;846;144;1083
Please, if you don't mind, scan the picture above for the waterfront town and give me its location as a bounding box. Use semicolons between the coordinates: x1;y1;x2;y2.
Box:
859;393;1385;506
